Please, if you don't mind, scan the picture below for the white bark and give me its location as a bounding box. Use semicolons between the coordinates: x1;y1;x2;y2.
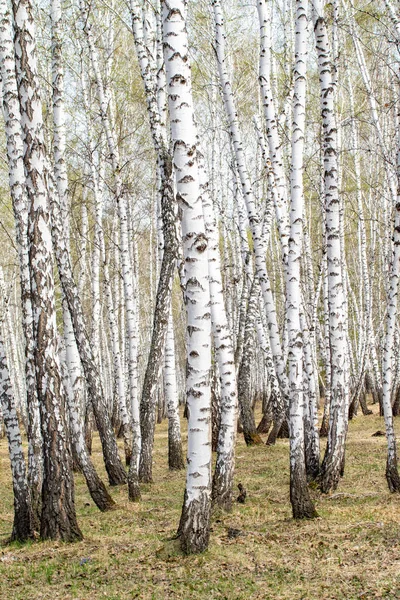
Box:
80;0;140;493
287;0;317;518
211;0;289;408
163;0;212;554
0;320;34;541
312;0;348;494
199;148;238;510
11;0;82;540
0;1;43;526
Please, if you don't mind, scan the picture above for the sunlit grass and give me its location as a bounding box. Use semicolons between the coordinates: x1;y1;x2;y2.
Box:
0;403;399;599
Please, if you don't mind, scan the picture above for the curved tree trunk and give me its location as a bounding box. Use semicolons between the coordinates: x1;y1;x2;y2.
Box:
63;306;116;511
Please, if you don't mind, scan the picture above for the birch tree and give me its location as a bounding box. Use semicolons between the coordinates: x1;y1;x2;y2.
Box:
80;0;140;497
0;301;34;542
11;0;82;541
286;0;317;518
50;0;116;510
162;0;213;554
312;0;348;494
128;0;183;486
0;0;43;527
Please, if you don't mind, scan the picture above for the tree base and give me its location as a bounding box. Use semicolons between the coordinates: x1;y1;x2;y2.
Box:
386;458;400;492
178;489;211;554
266;419;281;445
128;471;141;502
85;470;116;511
243;430;263;446
212;452;234;512
257;414;272;434
139;448;154;484
40;504;83;542
11;499;35;542
105;460;127;486
291;464;318;519
319;455;342;494
168;437;185;471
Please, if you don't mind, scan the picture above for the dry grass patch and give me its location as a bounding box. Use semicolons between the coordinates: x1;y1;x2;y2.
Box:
1;406;400;599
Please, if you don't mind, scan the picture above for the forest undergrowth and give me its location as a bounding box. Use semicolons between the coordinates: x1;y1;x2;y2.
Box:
1;404;400;600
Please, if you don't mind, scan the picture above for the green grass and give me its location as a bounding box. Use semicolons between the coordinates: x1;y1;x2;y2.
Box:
1;405;400;599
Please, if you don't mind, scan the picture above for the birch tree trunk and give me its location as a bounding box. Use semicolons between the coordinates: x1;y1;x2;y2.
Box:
380;6;400;492
211;0;289;413
11;0;82;541
163;0;213;554
80;1;139;496
200;156;238;510
287;0;317;519
48;128;127;487
164;311;184;470
237;279;264;446
312;0;348;494
257;0;290;259
0;1;43;528
50;0;117;509
137;152;177;485
0;325;34;541
63;305;116;510
101;234;133;468
128;0;182;486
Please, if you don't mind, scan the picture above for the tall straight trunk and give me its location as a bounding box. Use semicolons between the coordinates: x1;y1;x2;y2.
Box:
211;0;289;410
0;282;25;415
287;0;317;519
257;0;290;259
0;1;43;528
300;302;320;479
197;147;238;510
101;234;133;468
80;1;139;496
380;8;400;492
348;78;381;400
162;0;212;554
237;279;263;447
11;0;82;541
0;327;34;541
128;0;180;487
137;152;177;485
83;75;133;467
78;200;89;300
164;312;184;470
312;0;348;494
50;0;118;507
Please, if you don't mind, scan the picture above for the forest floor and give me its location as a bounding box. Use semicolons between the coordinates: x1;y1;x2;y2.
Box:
1;405;400;600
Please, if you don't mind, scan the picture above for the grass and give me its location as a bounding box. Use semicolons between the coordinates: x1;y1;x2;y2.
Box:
1;406;400;599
